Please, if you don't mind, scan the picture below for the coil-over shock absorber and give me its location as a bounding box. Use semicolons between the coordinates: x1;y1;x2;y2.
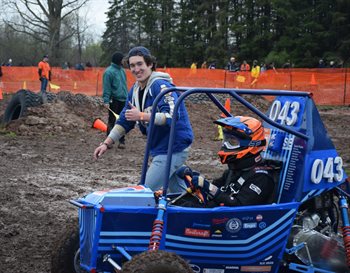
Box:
148;197;167;251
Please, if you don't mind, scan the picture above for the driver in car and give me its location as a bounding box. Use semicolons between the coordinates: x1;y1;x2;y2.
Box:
176;116;277;207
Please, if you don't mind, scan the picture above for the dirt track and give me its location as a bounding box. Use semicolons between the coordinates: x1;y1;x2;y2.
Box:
0;91;349;273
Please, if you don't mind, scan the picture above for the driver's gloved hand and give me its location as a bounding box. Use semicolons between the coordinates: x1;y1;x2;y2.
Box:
176;165;193;179
192;175;219;199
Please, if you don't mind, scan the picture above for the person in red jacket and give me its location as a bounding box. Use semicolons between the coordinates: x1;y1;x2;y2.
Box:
38;55;51;103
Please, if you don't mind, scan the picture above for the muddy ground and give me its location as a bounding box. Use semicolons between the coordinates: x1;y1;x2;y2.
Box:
0;91;349;273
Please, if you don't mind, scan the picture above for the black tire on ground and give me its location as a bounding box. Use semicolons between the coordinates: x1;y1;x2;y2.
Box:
121;250;194;273
51;218;86;273
3;89;42;124
56;90;76;105
46;91;57;102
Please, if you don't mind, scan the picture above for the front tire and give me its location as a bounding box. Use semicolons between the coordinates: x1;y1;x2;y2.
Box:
121;250;194;273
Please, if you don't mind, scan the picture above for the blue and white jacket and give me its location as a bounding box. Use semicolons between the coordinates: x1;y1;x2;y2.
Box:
113;71;193;157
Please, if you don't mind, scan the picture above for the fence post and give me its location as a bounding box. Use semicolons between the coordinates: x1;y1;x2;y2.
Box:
343;67;348;105
96;71;99;96
224;70;227;88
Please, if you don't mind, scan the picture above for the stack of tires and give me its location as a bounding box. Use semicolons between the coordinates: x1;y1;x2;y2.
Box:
2;89;56;124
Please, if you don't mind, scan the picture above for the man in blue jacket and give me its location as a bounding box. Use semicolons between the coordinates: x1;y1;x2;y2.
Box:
94;46;193;193
102;52;128;147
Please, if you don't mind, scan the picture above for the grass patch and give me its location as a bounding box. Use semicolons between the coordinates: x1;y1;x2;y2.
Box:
0;127;17;137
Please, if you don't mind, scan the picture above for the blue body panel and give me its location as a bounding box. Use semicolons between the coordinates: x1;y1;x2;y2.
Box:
77;188;299;272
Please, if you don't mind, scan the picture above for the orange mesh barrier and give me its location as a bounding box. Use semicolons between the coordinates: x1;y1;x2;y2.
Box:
0;66;349;105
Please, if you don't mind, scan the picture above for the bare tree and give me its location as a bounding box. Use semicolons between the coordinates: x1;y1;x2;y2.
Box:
4;0;89;65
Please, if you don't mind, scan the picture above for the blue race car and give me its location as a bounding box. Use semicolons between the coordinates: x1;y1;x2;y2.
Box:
51;87;350;273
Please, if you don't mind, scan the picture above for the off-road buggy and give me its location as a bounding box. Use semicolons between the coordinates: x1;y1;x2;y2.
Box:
51;87;350;273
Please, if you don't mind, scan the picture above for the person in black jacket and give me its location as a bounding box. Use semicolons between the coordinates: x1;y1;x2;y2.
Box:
176;116;276;208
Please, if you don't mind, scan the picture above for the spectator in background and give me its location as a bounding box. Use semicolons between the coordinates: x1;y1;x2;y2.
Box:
226;57;240;72
329;61;335;68
38;55;51;103
6;59;12;66
318;59;326;68
337;60;344;68
0;65;2;78
102;51;128;147
201;61;207;69
190;62;197;69
75;62;85;70
62;62;69;70
250;60;260;87
282;60;291;69
208;62;216;69
94;46;193;193
267;62;276;71
240;60;250;71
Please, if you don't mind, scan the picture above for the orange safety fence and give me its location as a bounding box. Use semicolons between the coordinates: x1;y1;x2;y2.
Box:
0;66;349;105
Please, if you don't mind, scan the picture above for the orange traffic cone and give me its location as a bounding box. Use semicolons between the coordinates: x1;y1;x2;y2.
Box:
221;98;231;118
92;118;107;132
310;73;317;85
23;81;27;89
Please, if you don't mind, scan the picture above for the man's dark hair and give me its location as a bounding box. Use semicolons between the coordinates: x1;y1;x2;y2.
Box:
127;46;157;71
112;52;124;66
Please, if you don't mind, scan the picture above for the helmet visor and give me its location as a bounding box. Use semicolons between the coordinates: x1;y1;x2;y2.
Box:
223;129;251;150
223;133;240;150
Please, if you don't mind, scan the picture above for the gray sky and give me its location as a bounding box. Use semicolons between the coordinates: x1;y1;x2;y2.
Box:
84;0;109;36
0;0;110;37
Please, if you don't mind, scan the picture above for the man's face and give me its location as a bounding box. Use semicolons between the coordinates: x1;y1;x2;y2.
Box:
129;56;152;86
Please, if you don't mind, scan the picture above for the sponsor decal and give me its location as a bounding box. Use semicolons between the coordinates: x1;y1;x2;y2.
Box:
242;216;254;221
193;223;211;228
243;222;257;229
185;228;210;238
211;229;223;238
225;218;242;233
256;214;263;221
212;218;229;225
241;265;272;272
260;261;274;266
259;222;267;229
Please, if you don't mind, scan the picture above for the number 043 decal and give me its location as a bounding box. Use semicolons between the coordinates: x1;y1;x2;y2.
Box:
311;157;343;184
269;100;300;126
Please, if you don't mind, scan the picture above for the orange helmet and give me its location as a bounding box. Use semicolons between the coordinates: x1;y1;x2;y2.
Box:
215;116;266;164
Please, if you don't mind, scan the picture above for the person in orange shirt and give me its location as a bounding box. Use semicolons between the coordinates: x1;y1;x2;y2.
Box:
38;55;51;103
240;60;250;71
